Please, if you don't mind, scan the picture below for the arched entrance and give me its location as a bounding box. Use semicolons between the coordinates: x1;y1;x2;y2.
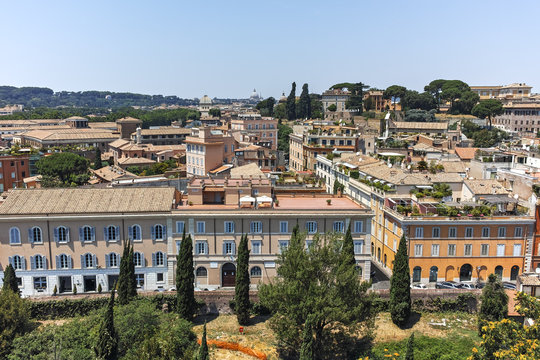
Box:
412;266;422;282
495;265;503;279
460;264;472;282
429;266;438;282
377;248;381;262
510;266;519;281
445;266;455;281
477;266;487;282
222;263;236;287
383;254;387;267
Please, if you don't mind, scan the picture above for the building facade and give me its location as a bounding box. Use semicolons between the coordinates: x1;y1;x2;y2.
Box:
230;113;278;150
185;128;237;176
0;155;30;192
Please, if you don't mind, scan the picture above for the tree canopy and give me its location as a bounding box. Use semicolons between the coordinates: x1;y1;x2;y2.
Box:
36;152;90;187
383;85;407;110
462;120;509;147
297;84;312;119
256;97;276;117
286;82;297;120
389;235;411;327
176;230;196;320
471;99;504;129
478;273;508;335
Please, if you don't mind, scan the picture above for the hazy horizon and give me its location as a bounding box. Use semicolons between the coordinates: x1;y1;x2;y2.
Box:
1;0;538;99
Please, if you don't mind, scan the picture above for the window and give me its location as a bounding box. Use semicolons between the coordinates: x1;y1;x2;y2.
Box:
495;266;503;279
10;255;24;270
195;241;208;255
196;267;208;277
80;226;95;242
415;227;424;239
106;253;119;268
29;227;42;244
305;240;313;251
432;227;440;238
55;226;69;243
448;244;456;256
280;221;288;233
497;244;505;256
153;252;165;266
224;221;235;233
135;274;144;287
465;227;473;238
105;225;119;242
176;221;185;234
498;227;506;238
250;266;262;277
196;221;205;234
250;221;262;234
414;244;423;256
353;220;363;233
513;244;522;256
34;277;47;291
448;227;457;238
306;221;317;234
83;253;95;268
156;273;164;282
514;227;523;238
152;224;165;241
481;244;489;256
134;252;144;267
32;255;45;270
279;240;289;253
354;241;364;254
129;225;142;241
251;240;261;255
431;244;440;256
58;254;71;269
333;221;344;233
413;267;422;282
223;241;236;255
9;227;21;244
464;244;472;256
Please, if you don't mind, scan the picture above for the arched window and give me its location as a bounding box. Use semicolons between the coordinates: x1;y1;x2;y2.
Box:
84;253;94;268
107;253;119;268
460;264;473;282
152;224;165;241
153;251;165;266
377;247;381;261
81;226;94;242
413;266;422;282
196;267;208;277
33;254;44;270
130;225;142;241
383;254;387;267
510;265;519;281
59;254;70;269
106;225;118;242
134;252;144;267
429;266;438;282
10;227;21;244
12;255;23;270
56;226;68;243
495;265;503;279
30;226;42;243
250;266;262;277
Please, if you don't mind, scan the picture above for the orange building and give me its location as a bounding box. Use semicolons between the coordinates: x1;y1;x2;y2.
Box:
0;155;30;192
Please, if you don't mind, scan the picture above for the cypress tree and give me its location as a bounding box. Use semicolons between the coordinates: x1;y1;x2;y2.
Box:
478;273;508;335
2;264;19;294
298;83;311;119
405;333;414;360
299;314;315;360
177;229;196;320
94;146;102;170
94;288;118;360
117;239;133;305
128;244;137;299
197;322;209;360
286;82;297;120
389;235;411;327
342;223;355;266
235;234;250;325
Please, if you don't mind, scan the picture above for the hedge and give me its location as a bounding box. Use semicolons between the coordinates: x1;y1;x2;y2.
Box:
373;293;477;314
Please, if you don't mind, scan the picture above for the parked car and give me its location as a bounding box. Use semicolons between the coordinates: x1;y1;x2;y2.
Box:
502;282;516;290
457;283;475;290
476;282;486;289
435;281;460;289
411;283;427;289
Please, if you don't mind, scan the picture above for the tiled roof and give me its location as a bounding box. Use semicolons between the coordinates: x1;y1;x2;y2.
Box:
518;274;540;286
230;163;265;178
117;157;155;165
116;117;142;123
464;179;508;195
455;147;478;160
21;129;118;141
0;187;176;214
137;127;191;136
441;161;467;173
392;122;448;130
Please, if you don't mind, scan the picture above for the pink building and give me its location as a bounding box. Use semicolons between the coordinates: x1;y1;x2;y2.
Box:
185;128;237;176
230;113;278;150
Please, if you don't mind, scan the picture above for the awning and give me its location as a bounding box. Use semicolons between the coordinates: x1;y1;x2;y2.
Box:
239;196;255;202
256;196;273;202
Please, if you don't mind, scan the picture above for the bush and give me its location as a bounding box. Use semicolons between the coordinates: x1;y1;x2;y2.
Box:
0;290;34;357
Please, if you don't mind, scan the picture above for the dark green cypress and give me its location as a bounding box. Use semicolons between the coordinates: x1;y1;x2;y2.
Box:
117;239;132;305
94;146;102;170
298;83;311;119
197;322;209;360
2;264;19;294
177;229;196;320
478;273;508;335
127;243;137;299
342;223;355;266
299;314;315;360
389;235;411;327
286;82;297;120
235;234;250;325
94;288;118;360
405;333;414;360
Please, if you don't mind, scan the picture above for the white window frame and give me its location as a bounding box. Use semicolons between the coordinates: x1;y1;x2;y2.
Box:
482;227;490;238
223;241;235;255
333;221;344;233
278;240;290;254
353;220;363;233
196;221;205;234
432;227;440;238
481;244;489;256
9;227;21;244
224;221;235;234
465;227;473;238
497;244;506;257
464;244;472;256
176;221;185;234
514;227;523;238
414;244;423;257
448;244;456;256
57;226;69;243
251;240;262;255
195;241;208;255
306;221;317;234
498;227;506;238
130;224;142;241
30;226;43;244
250;221;262;234
415;227;424;239
431;244;440;256
354;240;364;254
448;227;457;238
513;243;522;256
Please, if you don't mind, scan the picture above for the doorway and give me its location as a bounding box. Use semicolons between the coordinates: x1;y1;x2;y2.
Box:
58;276;72;293
83;275;97;292
222;263;236;287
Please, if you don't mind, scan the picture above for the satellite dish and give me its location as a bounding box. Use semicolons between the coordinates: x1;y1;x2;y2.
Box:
535;267;540;274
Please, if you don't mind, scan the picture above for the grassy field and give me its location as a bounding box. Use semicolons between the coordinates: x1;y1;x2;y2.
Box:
192;312;480;359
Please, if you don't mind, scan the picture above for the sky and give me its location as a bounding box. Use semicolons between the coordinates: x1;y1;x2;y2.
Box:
1;0;539;99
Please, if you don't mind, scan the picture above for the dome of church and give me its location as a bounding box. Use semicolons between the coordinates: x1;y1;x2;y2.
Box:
250;89;260;99
279;92;287;103
199;95;212;105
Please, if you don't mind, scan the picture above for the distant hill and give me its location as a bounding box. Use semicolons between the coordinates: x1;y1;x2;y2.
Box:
0;86;198;108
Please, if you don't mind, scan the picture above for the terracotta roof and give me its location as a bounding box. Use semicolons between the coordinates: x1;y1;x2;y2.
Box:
116;117;142;123
91;166;138;182
0;187;176;214
441;161;467;173
108;139;130;148
455;147;478;160
230;163;265;178
518;274;540;286
392;122;448;130
117;157;155;165
464;179;508;195
21;129;118;141
137;127;191;136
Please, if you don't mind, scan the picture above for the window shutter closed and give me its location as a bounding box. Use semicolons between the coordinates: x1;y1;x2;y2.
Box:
8;256;13;267
79;227;84;242
30;255;35;270
232;242;236;255
152;253;156;267
43;256;48;270
128;226;133;241
81;255;85;269
91;227;96;241
118;254;121;265
21;257;26;270
151;226;156;240
68;255;73;269
222;243;226;255
93;254;97;267
143;254;147;267
56;255;60;269
54;227;59;242
115;226;120;241
104;227;108;242
163;225;167;239
105;254;110;268
28;228;34;243
66;227;70;242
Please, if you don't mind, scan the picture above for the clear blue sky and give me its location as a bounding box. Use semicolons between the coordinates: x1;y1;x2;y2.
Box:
1;0;539;99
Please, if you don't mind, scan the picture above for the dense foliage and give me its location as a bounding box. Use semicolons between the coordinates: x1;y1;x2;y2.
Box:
278;123;293;155
177;230;196;320
477;274;508;335
286;82;297;120
36;152;90;187
471;99;504;129
126;159;177;176
235;234;251;325
390;235;411;327
256;97;276;117
299;314;315;360
94;290;118;360
117;240;137;305
0;289;33;358
297;84;312;119
2;264;18;294
197;323;209;360
404;109;436;122
259;229;375;359
462;120;509;147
